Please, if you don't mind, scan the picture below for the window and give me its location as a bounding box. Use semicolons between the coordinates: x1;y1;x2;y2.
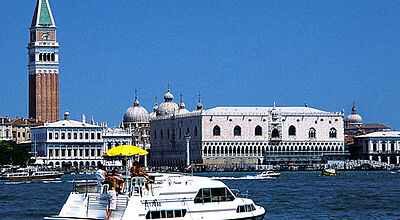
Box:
255;126;262;136
97;149;101;157
49;149;53;157
74;133;77;139
391;143;395;152
195;127;198;136
213;126;221;136
271;129;279;138
80;133;83;139
373;143;377;152
68;133;71;139
329;128;337;138
97;133;101;139
85;133;89;139
79;149;83;157
49;133;53;139
236;204;256;213
167;129;170;138
145;209;187;219
67;149;71;157
154;130;157;139
61;132;65;139
61;149;65;157
74;149;77;156
289;125;296;136
55;149;59;157
160;130;164;139
194;187;235;203
91;149;95;156
234;126;241;136
309;128;316;139
91;133;95;139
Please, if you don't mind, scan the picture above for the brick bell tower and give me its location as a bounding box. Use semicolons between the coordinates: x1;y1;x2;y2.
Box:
28;0;59;122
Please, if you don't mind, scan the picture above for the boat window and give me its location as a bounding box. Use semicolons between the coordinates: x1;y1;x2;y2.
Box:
236;204;256;213
145;209;187;219
194;187;235;203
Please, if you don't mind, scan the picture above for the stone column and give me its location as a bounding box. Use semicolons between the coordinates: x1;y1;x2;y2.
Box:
397;156;399;164
378;156;381;162
369;155;373;161
387;156;391;164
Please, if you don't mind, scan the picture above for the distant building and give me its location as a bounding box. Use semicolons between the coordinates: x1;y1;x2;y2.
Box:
149;88;346;167
0;117;43;144
353;132;400;165
122;90;150;148
31;111;133;168
28;0;60;122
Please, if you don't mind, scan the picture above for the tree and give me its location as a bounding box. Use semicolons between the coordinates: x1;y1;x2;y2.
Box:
0;141;32;166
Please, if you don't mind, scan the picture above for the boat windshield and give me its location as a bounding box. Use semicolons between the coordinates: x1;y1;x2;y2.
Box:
194;187;235;203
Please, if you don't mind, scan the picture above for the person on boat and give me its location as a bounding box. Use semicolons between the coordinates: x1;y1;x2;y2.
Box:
131;162;151;190
105;169;124;219
95;164;108;183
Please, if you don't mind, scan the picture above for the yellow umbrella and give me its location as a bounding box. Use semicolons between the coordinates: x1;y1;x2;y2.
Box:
103;145;148;157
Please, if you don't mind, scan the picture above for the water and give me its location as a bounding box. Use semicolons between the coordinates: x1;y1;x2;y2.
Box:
1;171;400;219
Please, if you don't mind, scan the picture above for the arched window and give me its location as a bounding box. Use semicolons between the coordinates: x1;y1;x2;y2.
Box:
208;147;212;155
229;147;232;155
213;126;220;136
234;125;241;136
47;53;51;61
195;127;198;136
160;130;164;139
255;125;262;136
212;146;216;155
271;129;279;138
289;125;296;136
225;147;228;155
329;128;337;138
51;53;55;61
179;128;182;138
309;127;316;138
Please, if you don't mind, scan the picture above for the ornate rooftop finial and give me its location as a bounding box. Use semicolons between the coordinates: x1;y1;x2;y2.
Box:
179;93;185;109
352;101;356;114
133;89;139;106
64;108;70;121
167;81;170;92
91;114;94;125
273;100;276;109
196;91;203;110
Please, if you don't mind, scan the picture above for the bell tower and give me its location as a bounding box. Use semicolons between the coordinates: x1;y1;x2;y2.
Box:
28;0;59;122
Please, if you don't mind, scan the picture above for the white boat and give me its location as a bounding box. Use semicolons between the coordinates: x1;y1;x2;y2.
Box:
45;173;265;219
256;171;281;178
0;167;63;180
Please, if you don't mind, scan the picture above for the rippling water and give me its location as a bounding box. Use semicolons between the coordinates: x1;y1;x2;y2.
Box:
1;171;399;219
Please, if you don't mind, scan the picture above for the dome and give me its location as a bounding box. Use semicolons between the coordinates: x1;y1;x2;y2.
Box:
193;92;203;112
177;94;190;115
123;94;149;123
157;88;178;116
346;103;362;124
157;101;178;116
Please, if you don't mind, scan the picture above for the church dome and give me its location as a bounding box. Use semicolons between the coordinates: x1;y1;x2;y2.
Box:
346;104;362;124
157;88;178;116
123;94;149;123
177;94;190;115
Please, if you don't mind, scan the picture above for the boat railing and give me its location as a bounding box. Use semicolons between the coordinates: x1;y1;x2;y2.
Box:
231;189;248;198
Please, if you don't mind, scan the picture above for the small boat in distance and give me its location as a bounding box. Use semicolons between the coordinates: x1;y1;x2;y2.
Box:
322;168;339;176
0;167;63;180
256;170;281;178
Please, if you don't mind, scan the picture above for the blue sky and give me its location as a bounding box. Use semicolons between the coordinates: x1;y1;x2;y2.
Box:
1;0;400;128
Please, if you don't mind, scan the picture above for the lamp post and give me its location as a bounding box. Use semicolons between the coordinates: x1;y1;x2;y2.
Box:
184;133;191;167
142;132;148;168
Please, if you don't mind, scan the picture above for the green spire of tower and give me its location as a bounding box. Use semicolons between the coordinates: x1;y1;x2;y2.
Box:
39;0;52;26
31;0;55;27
